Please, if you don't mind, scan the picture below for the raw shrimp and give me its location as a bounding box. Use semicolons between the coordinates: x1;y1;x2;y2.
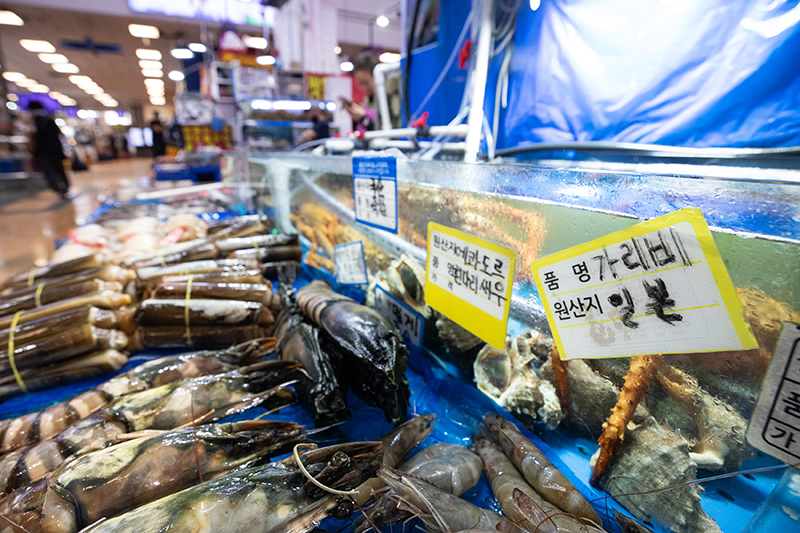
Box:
80;442;383;533
378;467;527;533
472;432;606;533
483;414;601;525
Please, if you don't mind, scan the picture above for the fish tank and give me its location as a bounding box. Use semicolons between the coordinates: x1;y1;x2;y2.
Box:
246;151;800;533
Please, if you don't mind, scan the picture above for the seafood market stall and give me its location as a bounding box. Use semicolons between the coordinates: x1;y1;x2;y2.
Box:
244;151;800;533
0;156;796;533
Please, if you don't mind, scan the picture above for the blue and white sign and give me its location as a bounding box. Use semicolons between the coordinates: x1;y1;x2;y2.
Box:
374;285;424;359
334;241;368;286
353;157;398;234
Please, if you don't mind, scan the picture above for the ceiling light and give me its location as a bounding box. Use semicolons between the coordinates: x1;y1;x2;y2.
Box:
29;84;49;93
376;15;389;27
243;36;267;49
77;110;89;119
15;79;37;88
168;70;184;81
147;85;165;93
69;75;92;84
38;53;68;64
20;40;55;53
142;69;163;78
84;86;104;94
170;47;193;59
136;49;162;60
188;43;206;53
77;82;99;90
128;24;160;39
150;99;166;106
52;63;80;73
0;10;23;26
256;55;275;66
49;91;64;98
7;93;19;102
139;60;163;70
271;100;312;111
379;52;401;63
6;102;18;111
340;61;354;72
2;72;26;82
144;78;165;87
147;90;165;98
334;46;342;55
102;101;118;107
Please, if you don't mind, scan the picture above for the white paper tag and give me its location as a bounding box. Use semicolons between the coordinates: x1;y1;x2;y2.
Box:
334;241;368;285
353;157;398;233
747;322;800;467
374;285;424;359
531;209;757;360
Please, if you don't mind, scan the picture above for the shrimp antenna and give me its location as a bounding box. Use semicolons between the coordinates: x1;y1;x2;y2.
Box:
292;443;359;496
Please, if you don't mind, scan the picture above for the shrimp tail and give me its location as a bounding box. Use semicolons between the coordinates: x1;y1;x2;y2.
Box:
590;354;662;487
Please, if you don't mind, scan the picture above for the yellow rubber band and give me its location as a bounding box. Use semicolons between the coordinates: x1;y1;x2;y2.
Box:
158;253;166;268
179;264;188;276
185;275;193;346
27;269;36;287
7;312;28;393
34;282;46;308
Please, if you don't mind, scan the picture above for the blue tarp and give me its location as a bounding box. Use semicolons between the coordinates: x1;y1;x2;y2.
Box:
494;0;800;149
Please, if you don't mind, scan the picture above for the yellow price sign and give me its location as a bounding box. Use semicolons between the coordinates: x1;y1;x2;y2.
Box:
531;208;758;360
425;223;516;349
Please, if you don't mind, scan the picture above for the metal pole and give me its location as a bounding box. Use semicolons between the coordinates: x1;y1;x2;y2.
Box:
464;0;494;164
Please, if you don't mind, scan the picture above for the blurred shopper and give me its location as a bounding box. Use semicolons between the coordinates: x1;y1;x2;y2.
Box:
149;113;167;158
299;107;331;144
28;101;70;200
343;52;379;131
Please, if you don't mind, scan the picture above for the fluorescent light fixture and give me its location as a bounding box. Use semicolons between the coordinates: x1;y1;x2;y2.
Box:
243;36;267;49
147;87;165;94
334;46;342;54
136;49;162;60
0;10;23;26
251;99;272;110
150;99;166;106
77;109;89;119
83;86;104;94
530;0;541;9
376;15;389;27
38;53;68;64
20;40;55;53
15;79;37;88
340;61;354;72
170;48;193;59
188;43;206;53
7;93;19;102
256;55;276;66
93;93;111;100
69;75;92;84
29;84;49;93
138;60;163;70
144;78;165;87
142;69;164;78
272;100;312;111
2;72;26;82
128;24;160;39
49;91;64;98
168;70;184;81
52;63;80;73
379;52;401;63
102;101;118;107
326;102;336;111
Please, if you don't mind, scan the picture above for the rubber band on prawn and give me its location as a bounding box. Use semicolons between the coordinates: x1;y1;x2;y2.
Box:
292;443;360;496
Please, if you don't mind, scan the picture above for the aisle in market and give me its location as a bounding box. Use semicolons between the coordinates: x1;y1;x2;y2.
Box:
0;159;162;282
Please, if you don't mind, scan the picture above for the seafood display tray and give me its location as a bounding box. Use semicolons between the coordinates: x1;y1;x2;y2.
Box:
0;263;778;533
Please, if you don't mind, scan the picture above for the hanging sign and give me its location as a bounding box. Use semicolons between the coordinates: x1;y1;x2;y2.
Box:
334;241;368;285
374;285;424;359
531;208;758;360
353;157;398;233
425;223;516;349
746;322;800;467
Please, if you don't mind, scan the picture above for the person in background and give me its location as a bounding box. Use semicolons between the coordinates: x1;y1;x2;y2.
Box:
149;113;167;158
343;51;380;131
28;100;70;200
299;107;331;145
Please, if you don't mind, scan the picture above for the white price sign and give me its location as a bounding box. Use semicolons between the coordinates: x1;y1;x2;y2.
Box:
334;241;368;285
531;209;757;360
374;285;424;359
353;157;398;233
747;322;800;467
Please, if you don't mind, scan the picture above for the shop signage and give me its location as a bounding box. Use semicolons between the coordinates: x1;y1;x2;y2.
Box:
531;208;758;360
334;241;368;285
746;322;800;467
374;285;424;359
353;157;398;234
425;223;516;349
